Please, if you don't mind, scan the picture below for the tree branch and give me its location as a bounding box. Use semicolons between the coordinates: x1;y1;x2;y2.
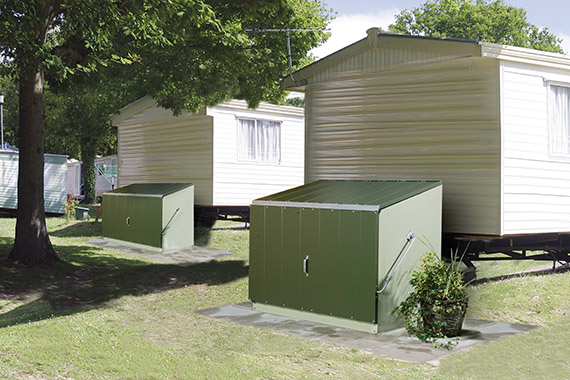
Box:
52;45;90;64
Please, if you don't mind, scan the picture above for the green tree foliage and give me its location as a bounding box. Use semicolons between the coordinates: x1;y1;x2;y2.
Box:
45;67;138;203
389;0;563;53
284;96;305;108
0;0;331;266
132;0;331;114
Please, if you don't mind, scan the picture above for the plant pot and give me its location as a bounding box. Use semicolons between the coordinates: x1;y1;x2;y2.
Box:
423;298;468;337
75;207;90;221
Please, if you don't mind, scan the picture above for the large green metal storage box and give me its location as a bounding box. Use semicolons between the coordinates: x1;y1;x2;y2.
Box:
102;183;194;252
249;180;442;333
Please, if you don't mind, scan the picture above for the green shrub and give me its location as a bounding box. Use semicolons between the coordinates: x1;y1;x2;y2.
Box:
394;251;468;347
62;197;79;220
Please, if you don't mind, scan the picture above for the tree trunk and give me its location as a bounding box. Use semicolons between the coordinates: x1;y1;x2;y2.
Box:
81;140;97;204
8;66;59;266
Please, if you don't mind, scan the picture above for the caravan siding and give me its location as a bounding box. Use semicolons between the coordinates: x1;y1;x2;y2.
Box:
501;61;570;233
44;155;68;213
0;153;18;209
117;101;214;205
0;152;67;213
305;57;502;235
209;101;304;205
307;34;481;86
67;161;82;197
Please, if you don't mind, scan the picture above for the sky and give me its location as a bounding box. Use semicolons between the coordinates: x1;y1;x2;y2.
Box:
311;0;570;59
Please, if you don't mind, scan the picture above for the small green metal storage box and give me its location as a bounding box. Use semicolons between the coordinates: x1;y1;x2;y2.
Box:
249;180;442;333
102;183;194;252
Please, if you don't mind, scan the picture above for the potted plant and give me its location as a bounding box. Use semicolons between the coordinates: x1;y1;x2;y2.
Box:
394;251;468;347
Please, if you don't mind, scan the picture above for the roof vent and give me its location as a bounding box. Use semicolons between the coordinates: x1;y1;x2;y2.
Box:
367;27;380;49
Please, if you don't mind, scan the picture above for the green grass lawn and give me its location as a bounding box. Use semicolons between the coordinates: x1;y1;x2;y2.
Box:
0;216;569;379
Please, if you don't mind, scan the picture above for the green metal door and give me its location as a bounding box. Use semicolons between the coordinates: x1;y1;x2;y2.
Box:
102;193;127;242
299;208;319;313
128;196;162;248
102;194;163;248
298;208;379;323
248;206;266;304
249;205;379;324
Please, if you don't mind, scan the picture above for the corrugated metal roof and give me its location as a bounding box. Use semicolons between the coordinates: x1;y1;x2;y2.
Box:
106;183;193;197
253;180;441;211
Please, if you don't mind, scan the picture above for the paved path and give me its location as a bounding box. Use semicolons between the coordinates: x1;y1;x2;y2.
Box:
87;238;235;266
196;302;537;363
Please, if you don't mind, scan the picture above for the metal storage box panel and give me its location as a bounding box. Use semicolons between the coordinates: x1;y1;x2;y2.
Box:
102;183;194;251
249;180;442;333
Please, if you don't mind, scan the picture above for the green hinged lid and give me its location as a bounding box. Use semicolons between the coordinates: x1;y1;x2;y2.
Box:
105;183;193;197
252;180;441;211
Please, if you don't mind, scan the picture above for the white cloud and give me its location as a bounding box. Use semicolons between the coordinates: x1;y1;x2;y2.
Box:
310;10;399;60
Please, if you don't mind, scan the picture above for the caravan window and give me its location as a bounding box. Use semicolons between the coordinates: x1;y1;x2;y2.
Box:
548;84;570;157
237;118;281;163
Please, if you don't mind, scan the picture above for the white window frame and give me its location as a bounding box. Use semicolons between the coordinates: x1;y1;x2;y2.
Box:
237;117;282;164
547;82;570;159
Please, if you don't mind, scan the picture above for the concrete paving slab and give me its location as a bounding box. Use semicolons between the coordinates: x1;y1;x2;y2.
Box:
195;302;537;363
87;237;235;266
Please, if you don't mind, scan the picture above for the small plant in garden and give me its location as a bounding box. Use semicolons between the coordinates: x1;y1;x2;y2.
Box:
62;196;79;220
394;251;468;349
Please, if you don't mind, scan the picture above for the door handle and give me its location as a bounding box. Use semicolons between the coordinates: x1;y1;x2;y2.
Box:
126;216;130;226
303;255;309;277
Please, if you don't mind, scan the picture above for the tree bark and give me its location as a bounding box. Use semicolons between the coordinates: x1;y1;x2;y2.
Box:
81;140;97;204
8;65;60;266
7;3;61;266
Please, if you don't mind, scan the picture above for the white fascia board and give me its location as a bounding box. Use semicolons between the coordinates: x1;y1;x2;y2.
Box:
207;99;304;117
481;42;570;71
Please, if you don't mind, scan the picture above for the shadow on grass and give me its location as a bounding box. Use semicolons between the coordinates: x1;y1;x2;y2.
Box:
49;221;102;238
50;222;213;245
471;263;570;285
0;236;247;329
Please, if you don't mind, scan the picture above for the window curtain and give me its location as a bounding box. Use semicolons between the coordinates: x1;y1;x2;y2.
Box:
238;119;281;162
549;85;570;155
257;120;281;162
238;119;256;160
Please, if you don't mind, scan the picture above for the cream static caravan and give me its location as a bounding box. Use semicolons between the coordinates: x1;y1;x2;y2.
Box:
112;97;304;225
282;29;570;260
